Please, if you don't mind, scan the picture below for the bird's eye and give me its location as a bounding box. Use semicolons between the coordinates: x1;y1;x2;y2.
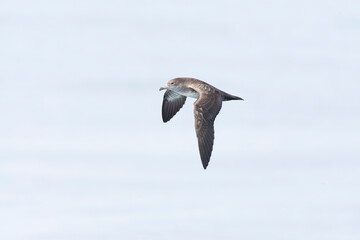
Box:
170;82;175;85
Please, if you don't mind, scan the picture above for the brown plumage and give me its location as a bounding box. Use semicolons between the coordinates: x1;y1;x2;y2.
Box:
159;77;243;169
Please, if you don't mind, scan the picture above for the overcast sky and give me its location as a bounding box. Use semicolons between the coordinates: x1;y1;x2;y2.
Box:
1;1;360;239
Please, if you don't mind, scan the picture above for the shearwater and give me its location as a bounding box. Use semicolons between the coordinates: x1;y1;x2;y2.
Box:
159;77;243;169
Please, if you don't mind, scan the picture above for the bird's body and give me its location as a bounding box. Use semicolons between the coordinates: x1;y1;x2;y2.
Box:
159;77;243;169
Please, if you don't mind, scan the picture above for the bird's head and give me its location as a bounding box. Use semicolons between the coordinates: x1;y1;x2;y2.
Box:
159;78;185;91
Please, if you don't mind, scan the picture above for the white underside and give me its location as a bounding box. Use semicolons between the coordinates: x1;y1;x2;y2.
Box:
174;88;199;99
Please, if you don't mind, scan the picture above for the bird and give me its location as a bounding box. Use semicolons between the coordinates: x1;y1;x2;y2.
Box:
159;77;243;169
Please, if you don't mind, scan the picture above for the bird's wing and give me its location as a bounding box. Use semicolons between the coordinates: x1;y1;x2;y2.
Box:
162;90;187;122
193;92;222;169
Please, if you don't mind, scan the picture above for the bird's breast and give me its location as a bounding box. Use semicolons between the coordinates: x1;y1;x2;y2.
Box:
175;87;199;99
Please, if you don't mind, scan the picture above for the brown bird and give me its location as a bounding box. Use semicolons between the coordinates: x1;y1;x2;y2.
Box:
159;77;243;169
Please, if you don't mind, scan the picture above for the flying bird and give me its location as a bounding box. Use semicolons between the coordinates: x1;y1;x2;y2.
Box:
159;77;243;169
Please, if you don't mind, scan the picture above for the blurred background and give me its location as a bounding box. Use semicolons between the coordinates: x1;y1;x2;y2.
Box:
1;0;359;239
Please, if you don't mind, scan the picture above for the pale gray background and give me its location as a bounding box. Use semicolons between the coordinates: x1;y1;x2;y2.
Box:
1;0;360;239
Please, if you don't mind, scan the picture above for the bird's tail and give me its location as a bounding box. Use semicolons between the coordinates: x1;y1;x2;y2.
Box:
221;92;244;101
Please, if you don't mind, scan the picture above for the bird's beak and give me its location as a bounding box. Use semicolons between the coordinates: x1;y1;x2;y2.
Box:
159;86;167;91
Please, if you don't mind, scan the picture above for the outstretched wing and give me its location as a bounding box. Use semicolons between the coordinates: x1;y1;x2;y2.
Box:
162;90;187;122
193;92;222;169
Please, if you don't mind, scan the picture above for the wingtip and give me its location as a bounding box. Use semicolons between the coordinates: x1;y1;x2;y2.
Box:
162;115;169;123
202;162;209;170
